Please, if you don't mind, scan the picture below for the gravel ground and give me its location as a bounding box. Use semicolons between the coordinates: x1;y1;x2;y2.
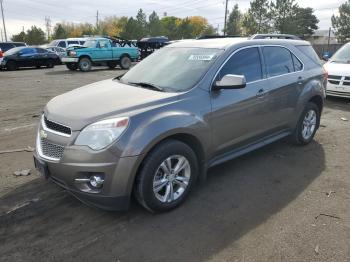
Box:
0;66;349;262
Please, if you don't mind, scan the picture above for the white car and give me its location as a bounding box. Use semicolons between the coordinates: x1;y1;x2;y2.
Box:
323;43;350;98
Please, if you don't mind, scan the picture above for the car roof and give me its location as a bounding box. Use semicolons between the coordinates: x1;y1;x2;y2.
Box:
167;37;310;49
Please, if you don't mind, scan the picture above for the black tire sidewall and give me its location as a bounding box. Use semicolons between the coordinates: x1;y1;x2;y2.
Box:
296;102;320;145
136;140;198;212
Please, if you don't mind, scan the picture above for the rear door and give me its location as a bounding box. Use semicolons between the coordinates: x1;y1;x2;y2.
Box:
210;46;273;155
261;46;303;130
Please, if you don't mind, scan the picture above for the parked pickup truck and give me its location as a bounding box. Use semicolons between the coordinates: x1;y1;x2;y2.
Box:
61;37;139;72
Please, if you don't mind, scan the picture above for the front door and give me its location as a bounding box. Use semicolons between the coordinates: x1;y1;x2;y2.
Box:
210;46;272;156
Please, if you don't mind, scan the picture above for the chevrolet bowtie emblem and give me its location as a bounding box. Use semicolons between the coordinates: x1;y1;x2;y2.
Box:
40;130;48;139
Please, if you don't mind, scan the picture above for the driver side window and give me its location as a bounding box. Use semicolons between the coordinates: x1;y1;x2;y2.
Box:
218;47;263;83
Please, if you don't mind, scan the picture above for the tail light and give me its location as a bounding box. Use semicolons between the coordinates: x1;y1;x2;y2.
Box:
323;68;328;80
0;50;3;58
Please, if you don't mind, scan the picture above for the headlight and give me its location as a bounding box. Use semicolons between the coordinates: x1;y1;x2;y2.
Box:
69;51;77;56
75;117;129;150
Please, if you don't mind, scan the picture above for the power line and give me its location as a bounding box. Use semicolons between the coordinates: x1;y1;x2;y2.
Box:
0;0;7;41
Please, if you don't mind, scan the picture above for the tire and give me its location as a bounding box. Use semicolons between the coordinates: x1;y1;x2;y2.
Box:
107;61;117;69
36;65;41;69
119;55;132;70
6;60;17;71
79;57;92;72
46;59;55;68
290;102;320;145
66;63;78;71
135;139;198;213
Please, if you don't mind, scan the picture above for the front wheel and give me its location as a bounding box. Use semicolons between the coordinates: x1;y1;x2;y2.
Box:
290;102;320;145
66;63;78;71
119;56;132;70
46;59;55;68
135;140;198;213
79;57;92;72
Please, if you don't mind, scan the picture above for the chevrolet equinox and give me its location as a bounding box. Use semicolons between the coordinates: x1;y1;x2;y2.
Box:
34;37;326;212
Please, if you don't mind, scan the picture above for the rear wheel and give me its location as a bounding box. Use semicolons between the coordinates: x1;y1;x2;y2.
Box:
46;59;55;68
119;55;132;70
290;102;320;145
66;63;78;71
6;60;17;71
107;61;117;69
135;140;198;213
79;57;92;72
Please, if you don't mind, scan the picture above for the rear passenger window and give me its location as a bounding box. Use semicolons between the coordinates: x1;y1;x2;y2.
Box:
218;47;262;83
58;41;66;48
296;45;321;65
262;46;294;77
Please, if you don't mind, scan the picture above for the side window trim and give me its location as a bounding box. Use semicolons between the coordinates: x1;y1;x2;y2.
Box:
211;45;264;87
261;45;304;79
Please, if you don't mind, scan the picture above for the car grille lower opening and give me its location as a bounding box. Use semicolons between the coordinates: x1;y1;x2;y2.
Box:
44;117;71;135
40;138;64;160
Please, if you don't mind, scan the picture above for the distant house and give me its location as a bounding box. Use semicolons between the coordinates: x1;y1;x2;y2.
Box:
307;29;338;45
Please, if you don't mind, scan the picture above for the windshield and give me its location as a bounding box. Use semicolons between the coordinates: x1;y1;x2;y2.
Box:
120;47;222;92
4;47;23;55
83;40;97;48
331;44;350;63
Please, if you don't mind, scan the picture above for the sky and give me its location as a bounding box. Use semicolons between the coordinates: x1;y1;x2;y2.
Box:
0;0;346;39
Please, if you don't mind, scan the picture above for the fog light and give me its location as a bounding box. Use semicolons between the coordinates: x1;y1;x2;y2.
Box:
89;175;104;189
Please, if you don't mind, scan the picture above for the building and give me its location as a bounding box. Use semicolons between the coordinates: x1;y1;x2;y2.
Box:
307;29;338;45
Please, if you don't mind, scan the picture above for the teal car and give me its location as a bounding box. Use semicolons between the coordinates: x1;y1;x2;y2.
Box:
61;37;139;72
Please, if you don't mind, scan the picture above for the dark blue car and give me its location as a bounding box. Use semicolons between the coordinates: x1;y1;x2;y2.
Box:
1;46;60;70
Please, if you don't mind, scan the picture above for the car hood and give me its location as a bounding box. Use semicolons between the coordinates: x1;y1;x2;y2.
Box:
324;61;350;76
44;79;179;131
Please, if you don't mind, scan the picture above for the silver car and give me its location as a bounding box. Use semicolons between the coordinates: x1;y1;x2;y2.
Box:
34;37;326;212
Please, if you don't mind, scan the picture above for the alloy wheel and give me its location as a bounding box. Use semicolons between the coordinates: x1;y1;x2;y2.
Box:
153;155;191;203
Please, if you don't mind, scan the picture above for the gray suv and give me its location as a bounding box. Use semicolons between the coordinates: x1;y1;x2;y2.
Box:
34;37;326;212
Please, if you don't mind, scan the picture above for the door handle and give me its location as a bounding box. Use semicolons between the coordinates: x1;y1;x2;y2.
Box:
297;76;303;85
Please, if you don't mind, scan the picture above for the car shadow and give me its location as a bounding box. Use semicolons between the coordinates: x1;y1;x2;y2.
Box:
44;67;124;75
0;140;325;262
325;96;350;112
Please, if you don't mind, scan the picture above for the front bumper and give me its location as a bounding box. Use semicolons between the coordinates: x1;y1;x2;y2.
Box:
61;57;79;63
327;79;350;98
34;121;143;211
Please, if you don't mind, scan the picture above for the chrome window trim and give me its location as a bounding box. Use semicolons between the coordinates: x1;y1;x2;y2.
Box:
211;44;305;89
41;115;71;138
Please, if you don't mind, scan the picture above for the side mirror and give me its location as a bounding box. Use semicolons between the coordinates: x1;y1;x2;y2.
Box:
213;74;246;91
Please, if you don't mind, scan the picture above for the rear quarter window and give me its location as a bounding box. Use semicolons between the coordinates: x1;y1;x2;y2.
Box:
295;45;321;66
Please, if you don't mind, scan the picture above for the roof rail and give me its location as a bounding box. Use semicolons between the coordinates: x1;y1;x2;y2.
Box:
197;35;241;39
250;34;301;40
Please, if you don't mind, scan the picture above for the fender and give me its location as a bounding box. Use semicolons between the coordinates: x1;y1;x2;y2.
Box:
121;110;211;159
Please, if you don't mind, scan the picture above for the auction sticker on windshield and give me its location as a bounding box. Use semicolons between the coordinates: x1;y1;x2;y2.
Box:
188;54;216;61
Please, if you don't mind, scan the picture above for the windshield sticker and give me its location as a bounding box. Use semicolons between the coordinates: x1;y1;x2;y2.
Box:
188;54;215;61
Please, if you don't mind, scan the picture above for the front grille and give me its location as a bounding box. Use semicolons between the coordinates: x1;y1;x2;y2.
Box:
328;75;342;80
345;77;350;81
328;80;340;85
327;90;350;98
40;138;64;160
44;117;71;135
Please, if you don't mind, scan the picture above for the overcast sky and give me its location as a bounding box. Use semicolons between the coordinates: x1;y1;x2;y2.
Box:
0;0;345;38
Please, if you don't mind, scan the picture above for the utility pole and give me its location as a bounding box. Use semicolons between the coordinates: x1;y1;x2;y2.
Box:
327;27;331;53
0;28;3;41
45;16;52;40
0;0;7;41
223;0;228;36
96;10;99;31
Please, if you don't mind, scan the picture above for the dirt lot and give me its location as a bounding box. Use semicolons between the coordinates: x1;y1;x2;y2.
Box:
0;66;349;262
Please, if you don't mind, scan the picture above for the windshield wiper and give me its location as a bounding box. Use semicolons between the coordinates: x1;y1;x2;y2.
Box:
128;82;164;92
